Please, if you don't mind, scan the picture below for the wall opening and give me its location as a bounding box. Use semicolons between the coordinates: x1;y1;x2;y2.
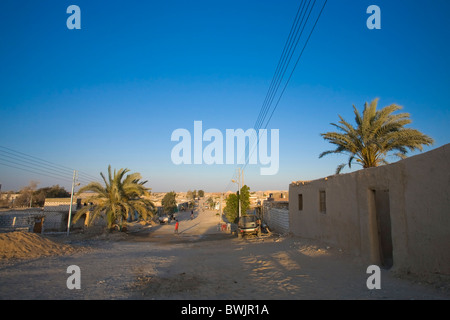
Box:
372;189;393;269
298;194;303;211
319;190;326;213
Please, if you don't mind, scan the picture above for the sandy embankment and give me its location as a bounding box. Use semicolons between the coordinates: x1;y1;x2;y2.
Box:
0;231;80;260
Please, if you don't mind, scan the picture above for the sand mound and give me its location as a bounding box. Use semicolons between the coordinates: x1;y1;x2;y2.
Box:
0;231;78;260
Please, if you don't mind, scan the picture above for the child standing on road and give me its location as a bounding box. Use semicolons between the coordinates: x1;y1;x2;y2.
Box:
174;219;179;234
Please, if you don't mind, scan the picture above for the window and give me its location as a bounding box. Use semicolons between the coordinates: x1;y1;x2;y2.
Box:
298;194;303;211
319;190;326;213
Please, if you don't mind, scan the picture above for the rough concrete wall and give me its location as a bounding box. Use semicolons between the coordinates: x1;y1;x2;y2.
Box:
0;210;43;232
42;212;67;232
289;144;450;275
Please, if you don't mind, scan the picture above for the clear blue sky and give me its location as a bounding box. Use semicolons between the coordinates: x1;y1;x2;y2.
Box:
0;0;449;192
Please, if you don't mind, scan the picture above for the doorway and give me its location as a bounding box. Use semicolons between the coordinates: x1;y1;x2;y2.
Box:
371;189;393;269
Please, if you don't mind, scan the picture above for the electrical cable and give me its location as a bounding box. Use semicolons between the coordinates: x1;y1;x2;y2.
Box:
223;0;328;190
0;145;102;187
0;145;100;182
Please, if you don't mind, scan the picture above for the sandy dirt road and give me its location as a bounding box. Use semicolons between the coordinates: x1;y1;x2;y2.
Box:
0;201;449;301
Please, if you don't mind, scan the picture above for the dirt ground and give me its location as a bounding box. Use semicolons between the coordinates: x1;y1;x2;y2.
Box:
0;204;449;300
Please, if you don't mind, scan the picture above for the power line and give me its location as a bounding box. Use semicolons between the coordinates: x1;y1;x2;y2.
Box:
224;0;328;190
0;159;93;187
244;0;328;173
253;0;311;132
262;0;327;130
0;155;76;181
235;0;311;167
0;149;79;180
248;0;327;162
0;145;101;187
0;145;100;182
0;161;74;184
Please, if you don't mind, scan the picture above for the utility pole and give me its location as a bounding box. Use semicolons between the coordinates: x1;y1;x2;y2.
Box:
219;192;223;223
238;168;241;219
67;170;78;236
231;167;244;220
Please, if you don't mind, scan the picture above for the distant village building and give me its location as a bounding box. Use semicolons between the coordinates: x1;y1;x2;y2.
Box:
42;198;81;232
0;197;83;233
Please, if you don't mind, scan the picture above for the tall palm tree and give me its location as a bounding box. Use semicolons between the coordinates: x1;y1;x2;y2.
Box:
72;165;155;230
319;98;434;174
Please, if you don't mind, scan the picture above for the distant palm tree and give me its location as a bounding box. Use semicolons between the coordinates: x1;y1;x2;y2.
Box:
72;165;155;230
319;98;434;174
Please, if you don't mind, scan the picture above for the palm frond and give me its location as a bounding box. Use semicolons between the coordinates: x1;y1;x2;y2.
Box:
319;98;434;173
335;163;347;174
74;165;155;229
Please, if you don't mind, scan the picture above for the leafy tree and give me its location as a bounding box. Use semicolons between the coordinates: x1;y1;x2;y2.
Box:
72;165;155;230
41;185;71;198
198;190;205;197
186;190;194;200
239;185;251;215
206;196;214;208
319;98;434;174
224;185;251;223
0;192;13;208
13;182;71;208
32;185;71;207
162;191;177;214
224;193;239;223
13;180;39;207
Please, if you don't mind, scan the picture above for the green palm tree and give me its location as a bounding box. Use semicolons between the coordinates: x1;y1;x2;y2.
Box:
72;165;155;230
319;98;434;174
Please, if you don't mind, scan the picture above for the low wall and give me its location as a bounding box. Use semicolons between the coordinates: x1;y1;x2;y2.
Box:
263;201;289;234
0;210;43;232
